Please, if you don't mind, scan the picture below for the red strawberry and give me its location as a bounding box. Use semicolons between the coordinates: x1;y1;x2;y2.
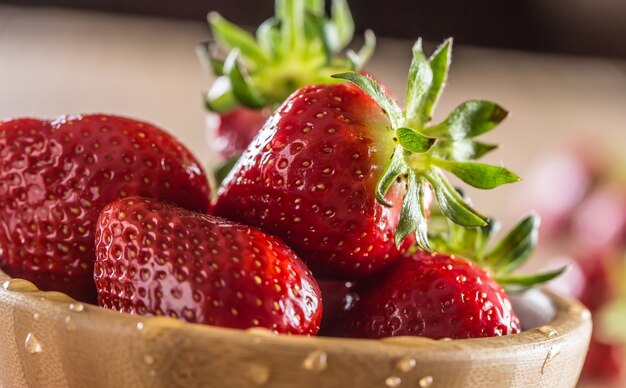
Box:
342;252;521;339
339;213;565;339
207;107;269;160
215;39;518;278
94;196;322;335
582;338;624;382
199;1;375;160
0;114;211;302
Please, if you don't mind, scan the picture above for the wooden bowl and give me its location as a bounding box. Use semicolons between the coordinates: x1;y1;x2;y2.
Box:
0;269;591;388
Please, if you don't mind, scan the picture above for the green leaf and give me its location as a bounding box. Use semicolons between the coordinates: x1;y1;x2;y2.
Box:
395;172;431;250
396;127;434;153
425;169;487;227
403;39;433;127
375;145;407;207
423;100;508;140
332;72;402;127
346;29;376;70
431;139;498;161
486;214;540;275
256;17;281;56
214;156;240;186
224;50;266;109
196;40;225;75
446;218;500;264
304;0;325;16
204;76;238;113
434;159;521;189
208;12;268;67
330;0;355;50
422;38;452;120
497;265;568;291
280;0;306;53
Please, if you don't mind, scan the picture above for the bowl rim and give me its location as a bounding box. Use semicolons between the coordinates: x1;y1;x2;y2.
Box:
0;268;591;356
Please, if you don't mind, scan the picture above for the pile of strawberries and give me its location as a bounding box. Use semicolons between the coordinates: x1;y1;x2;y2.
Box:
0;0;564;340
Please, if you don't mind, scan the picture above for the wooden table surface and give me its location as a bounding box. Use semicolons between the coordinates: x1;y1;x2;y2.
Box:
1;5;625;225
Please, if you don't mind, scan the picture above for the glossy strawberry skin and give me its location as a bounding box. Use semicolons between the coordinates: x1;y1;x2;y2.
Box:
342;252;521;339
214;83;410;279
317;279;359;336
0;115;211;302
94;197;322;335
208;107;270;160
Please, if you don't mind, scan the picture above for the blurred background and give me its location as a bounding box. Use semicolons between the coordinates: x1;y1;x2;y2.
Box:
0;1;625;386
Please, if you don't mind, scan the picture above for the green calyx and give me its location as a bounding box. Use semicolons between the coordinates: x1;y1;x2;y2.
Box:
332;38;520;251
198;0;375;113
429;211;568;291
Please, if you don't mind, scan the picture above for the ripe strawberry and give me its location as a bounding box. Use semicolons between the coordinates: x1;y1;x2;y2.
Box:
343;253;521;339
339;213;565;339
207;107;269;160
0;114;211;302
198;0;375;160
94;196;322;335
215;39;518;278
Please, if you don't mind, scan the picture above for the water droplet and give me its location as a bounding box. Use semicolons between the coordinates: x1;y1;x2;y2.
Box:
418;375;433;387
69;303;85;312
246;363;270;385
136;322;144;331
3;279;38;292
541;347;561;375
24;333;42;354
40;291;73;303
395;356;416;372
144;355;155;365
136;317;182;340
247;327;278;344
148;370;157;377
64;316;76;332
302;350;327;372
385;376;401;387
440;337;452;341
33;313;40;320
538;325;558;337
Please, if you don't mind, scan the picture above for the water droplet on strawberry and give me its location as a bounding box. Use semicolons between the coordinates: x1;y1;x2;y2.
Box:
395;356;416;372
301;350;327;372
418;375;434;387
24;333;42;354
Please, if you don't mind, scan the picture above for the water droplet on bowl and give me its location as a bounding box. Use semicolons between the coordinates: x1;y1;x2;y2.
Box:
3;279;38;292
69;303;85;312
136;322;144;332
33;313;40;320
418;375;433;387
144;354;155;365
64;316;76;332
385;376;401;387
246;363;270;385
302;350;327;372
395;356;416;372
537;325;558;337
24;333;42;354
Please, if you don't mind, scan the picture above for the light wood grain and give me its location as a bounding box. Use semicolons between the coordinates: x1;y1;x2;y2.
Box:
0;268;591;388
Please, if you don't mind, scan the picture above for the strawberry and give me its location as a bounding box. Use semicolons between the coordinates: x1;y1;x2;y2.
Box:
198;0;375;161
215;39;519;279
0;114;211;302
94;196;322;335
339;213;566;339
207;107;270;160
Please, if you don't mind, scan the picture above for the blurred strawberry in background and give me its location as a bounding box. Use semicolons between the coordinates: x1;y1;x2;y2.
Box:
514;143;626;385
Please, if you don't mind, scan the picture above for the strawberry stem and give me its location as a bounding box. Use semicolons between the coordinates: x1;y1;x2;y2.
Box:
333;38;519;250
